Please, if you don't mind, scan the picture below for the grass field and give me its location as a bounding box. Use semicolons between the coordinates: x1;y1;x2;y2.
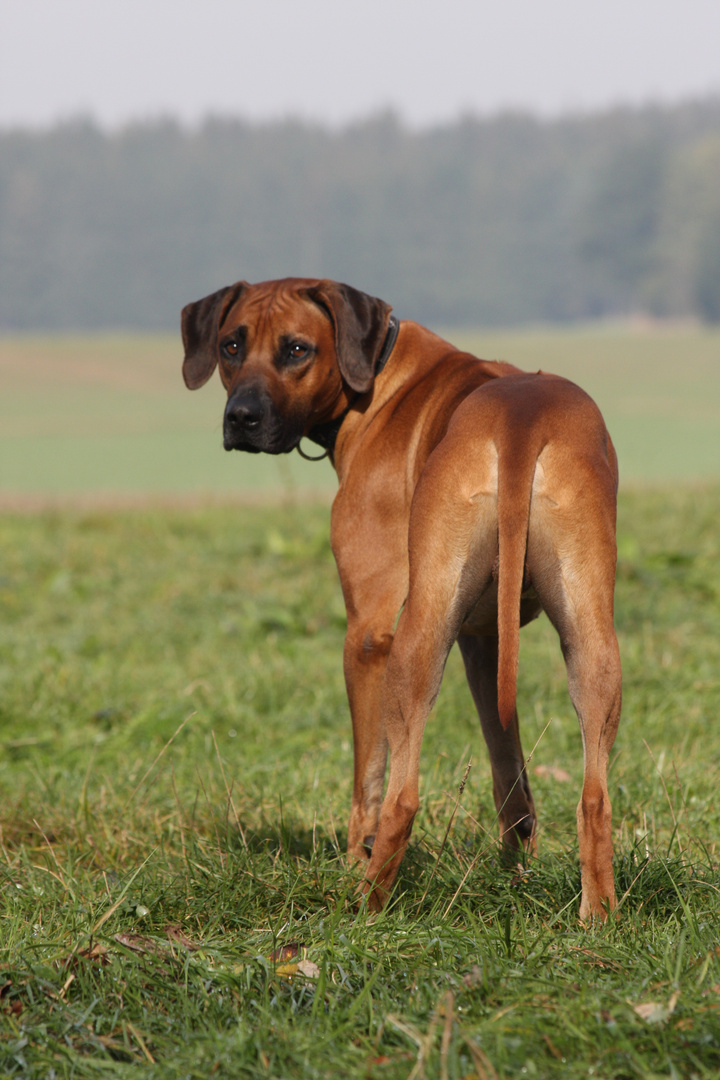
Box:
1;326;720;1077
1;493;719;1076
1;323;719;499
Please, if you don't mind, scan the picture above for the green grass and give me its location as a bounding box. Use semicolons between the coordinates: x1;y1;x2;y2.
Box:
1;487;720;1077
1;323;719;499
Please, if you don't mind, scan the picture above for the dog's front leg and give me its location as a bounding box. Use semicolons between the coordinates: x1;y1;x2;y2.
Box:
332;495;410;866
360;588;456;911
343;618;396;862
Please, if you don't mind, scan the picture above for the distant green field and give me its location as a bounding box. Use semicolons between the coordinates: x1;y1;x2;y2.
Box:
1;324;719;499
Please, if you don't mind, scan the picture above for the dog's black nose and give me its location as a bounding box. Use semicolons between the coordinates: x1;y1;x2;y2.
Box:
224;392;264;432
225;400;262;430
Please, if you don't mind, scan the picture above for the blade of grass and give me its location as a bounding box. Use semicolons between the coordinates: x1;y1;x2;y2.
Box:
123;711;195;810
418;760;472;909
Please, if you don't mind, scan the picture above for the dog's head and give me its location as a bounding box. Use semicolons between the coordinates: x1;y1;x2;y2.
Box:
181;278;393;454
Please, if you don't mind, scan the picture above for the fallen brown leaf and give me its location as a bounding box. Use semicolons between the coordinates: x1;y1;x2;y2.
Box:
114;932;164;955
165;924;201;951
78;942;110;963
510;863;533;888
60;942;111;971
270;943;320;980
296;959;320;979
1;982;23;1018
632;992;679;1025
269;942;302;963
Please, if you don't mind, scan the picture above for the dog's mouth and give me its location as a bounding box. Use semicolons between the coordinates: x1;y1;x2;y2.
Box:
223;428;300;455
223;436;263;454
223;402;303;456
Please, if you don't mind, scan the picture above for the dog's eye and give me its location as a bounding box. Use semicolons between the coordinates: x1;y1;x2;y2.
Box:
274;338;315;370
222;341;239;359
289;342;310;360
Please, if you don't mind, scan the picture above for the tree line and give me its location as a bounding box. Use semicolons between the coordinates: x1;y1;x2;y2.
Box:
1;99;719;331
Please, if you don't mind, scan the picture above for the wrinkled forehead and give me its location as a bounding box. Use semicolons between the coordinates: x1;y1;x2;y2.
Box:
219;280;329;342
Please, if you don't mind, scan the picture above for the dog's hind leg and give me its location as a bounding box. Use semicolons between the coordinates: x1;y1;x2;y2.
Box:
559;589;622;921
457;634;536;851
529;451;622;921
555;596;622;921
361;435;500;908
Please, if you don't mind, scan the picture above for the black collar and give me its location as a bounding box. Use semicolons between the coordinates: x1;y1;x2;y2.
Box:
306;315;399;453
374;313;399;376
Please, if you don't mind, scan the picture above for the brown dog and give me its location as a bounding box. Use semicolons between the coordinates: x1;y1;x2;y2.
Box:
182;278;622;920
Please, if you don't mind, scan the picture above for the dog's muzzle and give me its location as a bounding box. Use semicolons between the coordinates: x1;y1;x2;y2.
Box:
223;386;299;454
223;387;268;453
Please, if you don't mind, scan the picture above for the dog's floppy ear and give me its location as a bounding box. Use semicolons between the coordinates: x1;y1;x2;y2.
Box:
181;282;247;389
304;281;392;394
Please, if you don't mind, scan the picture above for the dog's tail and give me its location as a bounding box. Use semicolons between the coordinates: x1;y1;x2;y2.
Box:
496;439;538;730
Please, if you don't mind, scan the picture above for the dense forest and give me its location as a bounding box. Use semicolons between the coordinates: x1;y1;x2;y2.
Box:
1;99;720;330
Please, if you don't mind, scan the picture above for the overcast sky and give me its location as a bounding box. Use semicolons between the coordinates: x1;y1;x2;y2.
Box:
1;0;719;130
